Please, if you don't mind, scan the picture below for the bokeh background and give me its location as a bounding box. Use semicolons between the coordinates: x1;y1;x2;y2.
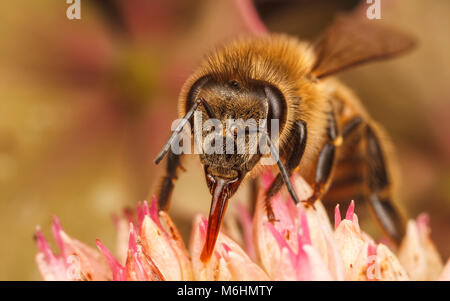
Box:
0;0;449;280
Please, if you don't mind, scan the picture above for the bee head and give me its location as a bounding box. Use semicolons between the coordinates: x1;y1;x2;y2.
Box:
181;75;287;261
184;77;286;186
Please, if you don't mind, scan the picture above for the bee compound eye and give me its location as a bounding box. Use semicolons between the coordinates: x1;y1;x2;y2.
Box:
264;84;287;134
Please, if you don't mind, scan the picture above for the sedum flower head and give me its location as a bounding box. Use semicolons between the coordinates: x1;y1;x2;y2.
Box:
35;173;449;281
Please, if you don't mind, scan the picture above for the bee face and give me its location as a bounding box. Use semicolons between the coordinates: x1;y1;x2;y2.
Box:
196;79;269;181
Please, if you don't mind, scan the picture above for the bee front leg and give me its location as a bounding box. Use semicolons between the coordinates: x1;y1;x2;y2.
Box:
158;151;183;211
264;120;307;222
302;110;340;208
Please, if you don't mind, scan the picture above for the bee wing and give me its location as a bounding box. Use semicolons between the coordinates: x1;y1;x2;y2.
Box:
312;14;416;78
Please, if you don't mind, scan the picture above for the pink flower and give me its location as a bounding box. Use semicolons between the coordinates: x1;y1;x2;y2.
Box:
35;173;450;281
35;216;111;281
334;200;408;280
96;198;193;280
253;173;341;280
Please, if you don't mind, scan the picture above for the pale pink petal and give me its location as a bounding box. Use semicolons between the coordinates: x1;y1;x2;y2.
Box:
260;169;275;189
35;227;68;281
35;218;111;281
35;253;68;281
345;200;355;220
303;245;334;280
263;205;321;280
60;233;112;281
254;173;342;280
140;215;186;280
159;211;193;280
333;201;380;280
398;215;443;280
369;244;409;281
125;223;164;281
320;223;345;281
221;244;269;281
96;239;126;281
440;259;450;281
253;173;302;277
346;242;409;281
53;221;111;281
190;215;218;280
253;193;286;278
334;219;365;280
235;202;256;261
276;248;298;280
345;241;371;281
136;202;145;230
35;226;57;263
190;215;268;281
115;217;129;265
334;205;341;230
303;200;333;267
265;218;333;281
51;216;65;255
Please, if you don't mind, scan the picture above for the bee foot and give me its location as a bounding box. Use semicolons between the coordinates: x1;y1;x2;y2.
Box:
266;211;280;224
301;198;317;209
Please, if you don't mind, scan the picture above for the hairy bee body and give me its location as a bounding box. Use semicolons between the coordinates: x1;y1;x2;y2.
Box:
179;35;399;199
156;16;414;259
179;35;329;182
324;82;401;209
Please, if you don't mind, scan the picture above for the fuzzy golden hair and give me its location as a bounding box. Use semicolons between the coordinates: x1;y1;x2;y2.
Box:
154;14;416;249
178;34;331;182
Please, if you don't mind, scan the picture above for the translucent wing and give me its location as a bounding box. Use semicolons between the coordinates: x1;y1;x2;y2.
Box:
312;14;416;78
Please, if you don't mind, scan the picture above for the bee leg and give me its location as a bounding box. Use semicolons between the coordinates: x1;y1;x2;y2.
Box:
155;97;214;211
264;177;282;222
364;125;405;244
341;116;363;138
157;151;182;211
302;110;340;208
248;177;259;216
264;120;307;222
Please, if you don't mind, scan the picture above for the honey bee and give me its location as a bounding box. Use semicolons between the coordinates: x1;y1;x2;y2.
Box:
155;13;415;261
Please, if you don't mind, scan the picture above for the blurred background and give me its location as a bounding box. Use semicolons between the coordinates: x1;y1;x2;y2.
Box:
0;0;449;280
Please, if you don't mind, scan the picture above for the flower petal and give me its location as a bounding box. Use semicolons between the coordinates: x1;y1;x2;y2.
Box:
334;219;365;280
159;210;193;280
334;201;377;280
235;202;256;261
125;223;164;281
368;244;409;281
35;218;111;281
303;200;333;268
254;173;341;280
303;245;334;280
35;227;68;281
440;259;450;281
398;214;443;280
96;239;126;281
190;215;268;280
140;214;185;280
114;217;129;266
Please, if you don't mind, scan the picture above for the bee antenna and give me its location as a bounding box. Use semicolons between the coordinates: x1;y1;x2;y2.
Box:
154;98;202;164
154;98;216;165
267;135;301;204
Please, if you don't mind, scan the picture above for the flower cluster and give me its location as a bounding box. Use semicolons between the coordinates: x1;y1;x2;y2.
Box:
35;173;450;281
